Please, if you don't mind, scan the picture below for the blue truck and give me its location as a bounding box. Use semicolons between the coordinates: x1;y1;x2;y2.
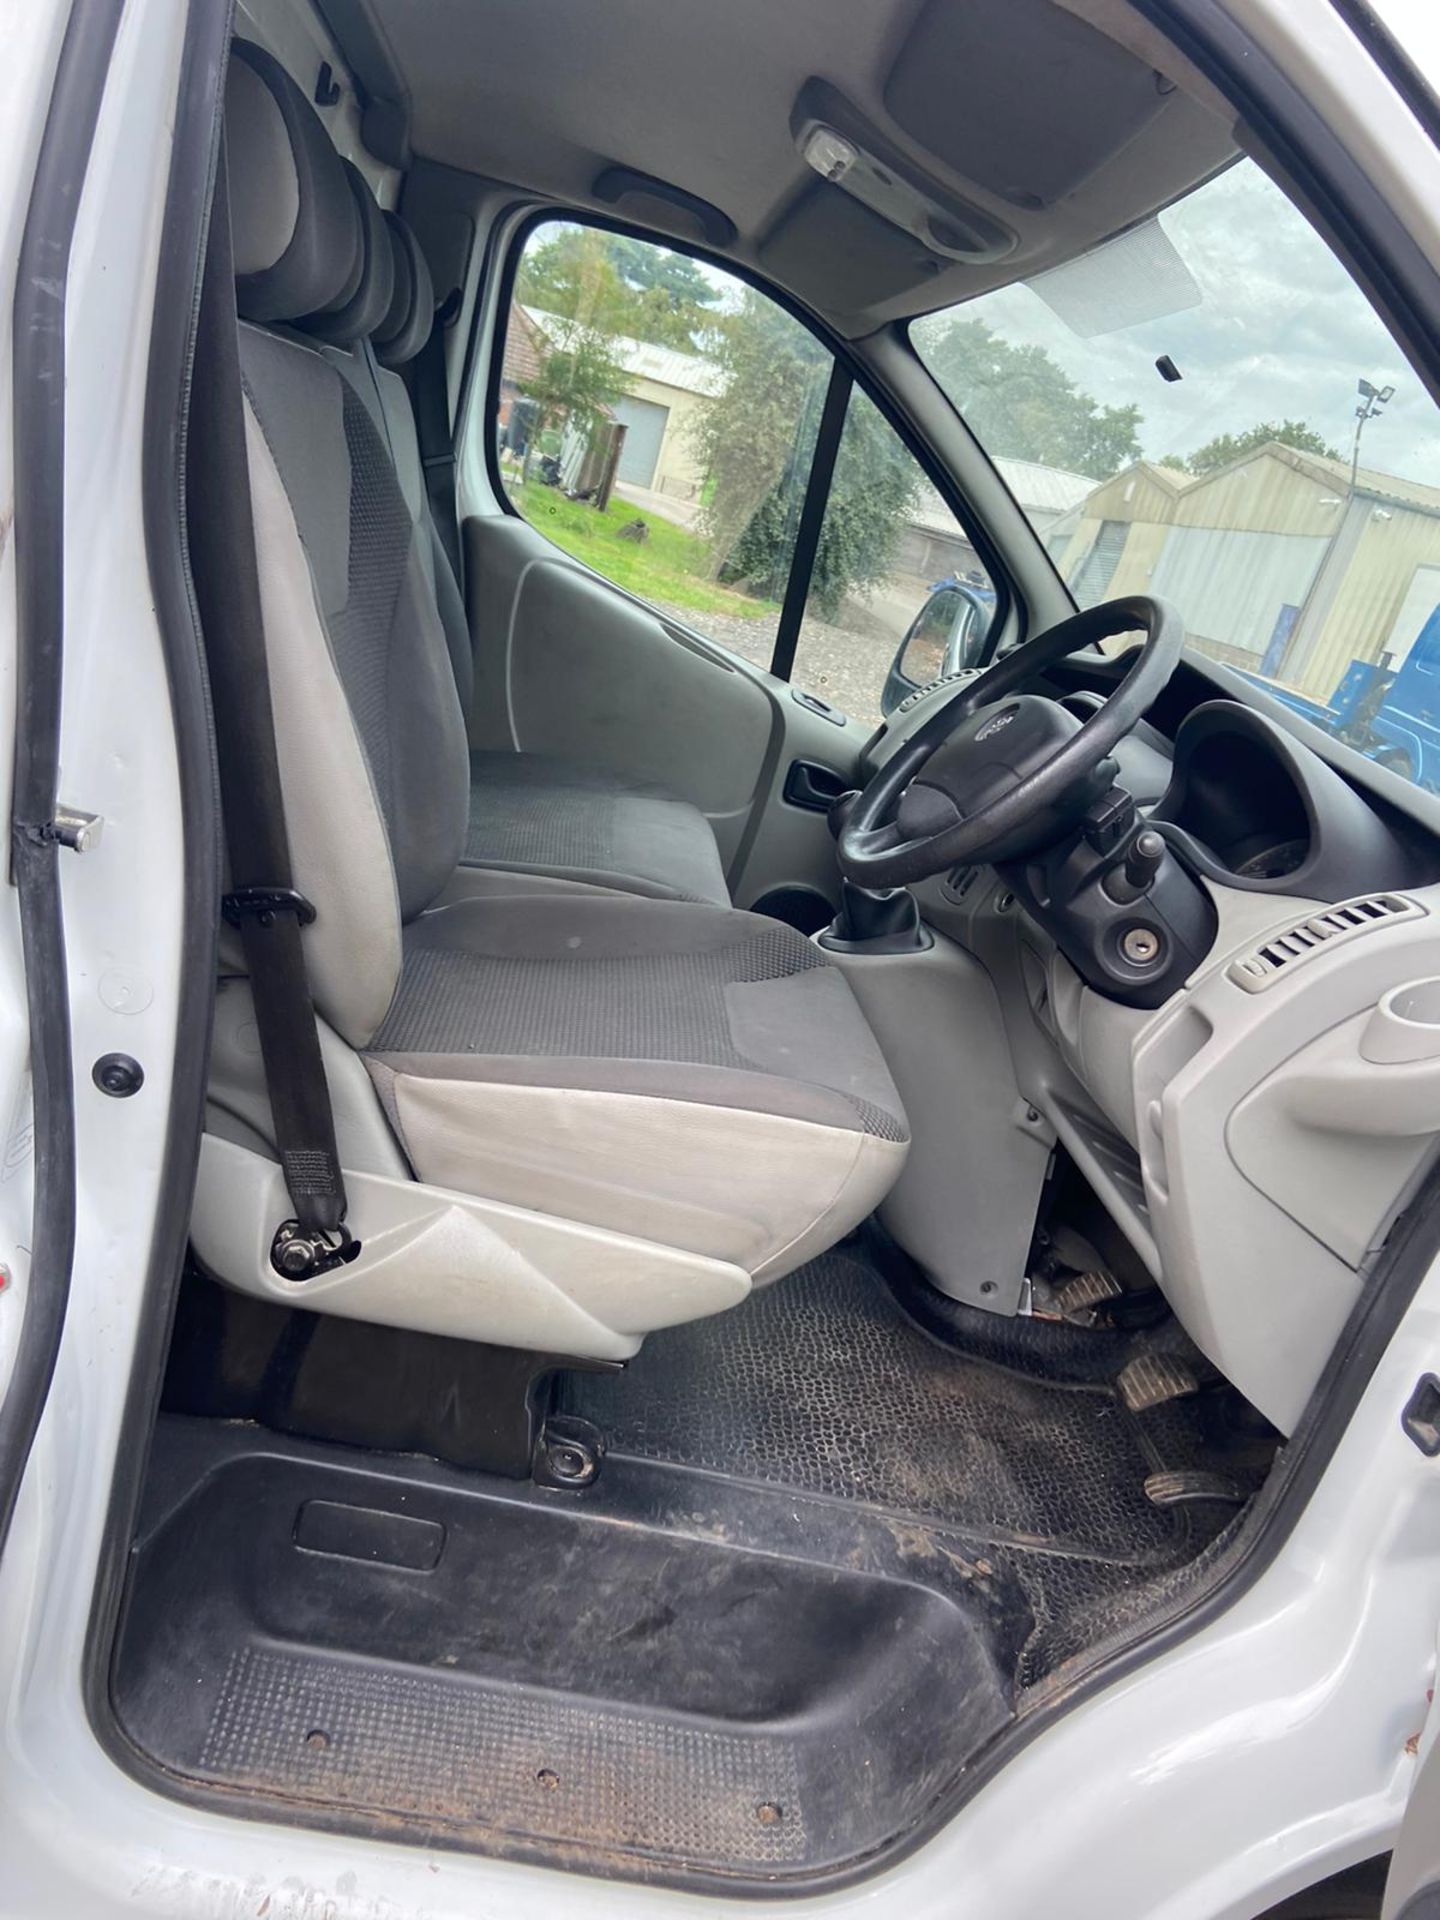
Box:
1239;603;1440;791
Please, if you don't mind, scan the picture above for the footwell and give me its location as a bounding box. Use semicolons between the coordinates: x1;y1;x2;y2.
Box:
113;1243;1255;1891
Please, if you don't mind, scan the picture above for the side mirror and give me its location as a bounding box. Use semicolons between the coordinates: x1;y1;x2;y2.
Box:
880;583;993;717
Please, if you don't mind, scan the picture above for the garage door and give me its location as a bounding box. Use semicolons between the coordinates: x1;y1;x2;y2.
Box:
612;396;669;487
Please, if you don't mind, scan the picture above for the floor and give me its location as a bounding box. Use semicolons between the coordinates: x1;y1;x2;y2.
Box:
111;1244;1252;1892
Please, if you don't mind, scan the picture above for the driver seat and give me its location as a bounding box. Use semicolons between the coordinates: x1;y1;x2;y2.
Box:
193;43;908;1362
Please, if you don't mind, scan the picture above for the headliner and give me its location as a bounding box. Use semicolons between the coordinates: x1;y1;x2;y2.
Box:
353;0;1239;336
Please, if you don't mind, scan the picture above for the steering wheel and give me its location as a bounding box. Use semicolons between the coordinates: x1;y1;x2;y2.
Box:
838;596;1183;888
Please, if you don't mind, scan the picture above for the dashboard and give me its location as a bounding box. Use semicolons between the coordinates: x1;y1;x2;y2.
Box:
866;646;1429;907
851;642;1440;1437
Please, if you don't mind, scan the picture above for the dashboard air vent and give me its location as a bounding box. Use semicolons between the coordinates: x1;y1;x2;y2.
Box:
1227;893;1424;992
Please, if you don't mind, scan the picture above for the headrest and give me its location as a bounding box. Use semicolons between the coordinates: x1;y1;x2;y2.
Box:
301;163;396;347
226;40;360;325
373;214;435;368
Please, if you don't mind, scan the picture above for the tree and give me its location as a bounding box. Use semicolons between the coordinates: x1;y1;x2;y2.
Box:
693;294;827;588
919;316;1142;479
1168;418;1343;475
807;391;921;616
516;227;631;333
519;316;631;473
694;294;919;613
604;234;722;335
516;225;719;351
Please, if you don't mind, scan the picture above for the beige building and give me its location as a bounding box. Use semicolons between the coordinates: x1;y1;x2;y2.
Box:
523;306;723;502
1048;443;1440;702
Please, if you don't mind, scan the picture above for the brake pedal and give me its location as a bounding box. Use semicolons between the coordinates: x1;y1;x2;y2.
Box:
1144;1469;1246;1509
1116;1352;1199;1412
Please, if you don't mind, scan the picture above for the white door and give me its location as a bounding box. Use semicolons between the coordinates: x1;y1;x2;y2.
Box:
611;395;669;486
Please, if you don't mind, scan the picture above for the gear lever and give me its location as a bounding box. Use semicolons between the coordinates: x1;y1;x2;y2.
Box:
818;879;930;952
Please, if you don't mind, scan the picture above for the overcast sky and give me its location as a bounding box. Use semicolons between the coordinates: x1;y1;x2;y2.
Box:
919;153;1440;486
916;7;1440;487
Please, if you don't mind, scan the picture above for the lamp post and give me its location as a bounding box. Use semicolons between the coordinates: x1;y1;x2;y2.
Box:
1352;377;1396;490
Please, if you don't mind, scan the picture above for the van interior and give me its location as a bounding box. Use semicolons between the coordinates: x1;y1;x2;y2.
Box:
92;0;1440;1897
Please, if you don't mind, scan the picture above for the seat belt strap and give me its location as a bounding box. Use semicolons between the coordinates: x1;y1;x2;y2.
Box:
406;286;463;587
187;139;356;1280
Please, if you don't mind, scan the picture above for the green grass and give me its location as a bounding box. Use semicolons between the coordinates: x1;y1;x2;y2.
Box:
511;478;778;623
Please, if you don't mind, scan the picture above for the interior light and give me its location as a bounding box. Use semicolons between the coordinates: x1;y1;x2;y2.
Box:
802;126;857;184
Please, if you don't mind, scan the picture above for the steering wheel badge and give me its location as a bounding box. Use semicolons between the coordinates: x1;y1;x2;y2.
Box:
974;705;1019;742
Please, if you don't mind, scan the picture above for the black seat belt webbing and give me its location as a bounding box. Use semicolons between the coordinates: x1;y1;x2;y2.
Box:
407;287;462;586
187;141;354;1272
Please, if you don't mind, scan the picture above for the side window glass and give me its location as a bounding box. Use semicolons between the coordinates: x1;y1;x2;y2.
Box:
494;220;828;669
789;387;994;727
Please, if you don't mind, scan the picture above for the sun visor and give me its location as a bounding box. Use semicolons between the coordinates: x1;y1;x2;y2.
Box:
1027;215;1203;338
886;0;1171;211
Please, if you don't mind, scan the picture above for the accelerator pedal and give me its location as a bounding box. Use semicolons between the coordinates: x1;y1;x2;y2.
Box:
1144;1469;1247;1510
1116;1352;1199;1413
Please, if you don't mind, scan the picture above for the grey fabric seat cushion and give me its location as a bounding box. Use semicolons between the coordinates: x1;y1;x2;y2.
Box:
363;895;909;1284
368;895;906;1142
464;751;730;906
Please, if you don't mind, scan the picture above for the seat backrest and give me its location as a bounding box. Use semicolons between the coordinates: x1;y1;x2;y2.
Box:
331;201;477;719
223;40;471;1049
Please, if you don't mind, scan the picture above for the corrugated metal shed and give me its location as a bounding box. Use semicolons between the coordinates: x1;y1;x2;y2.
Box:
1050;441;1440;700
522;306;725;398
994;457;1095;518
910;461;1092;539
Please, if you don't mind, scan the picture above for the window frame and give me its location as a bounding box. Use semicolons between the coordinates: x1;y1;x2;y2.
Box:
477;203;1018;690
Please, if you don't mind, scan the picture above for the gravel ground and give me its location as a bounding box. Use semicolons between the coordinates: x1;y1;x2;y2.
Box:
653;600;896;730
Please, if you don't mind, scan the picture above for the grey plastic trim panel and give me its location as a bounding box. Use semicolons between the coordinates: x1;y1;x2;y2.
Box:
824;931;1053;1312
1136;882;1440;1430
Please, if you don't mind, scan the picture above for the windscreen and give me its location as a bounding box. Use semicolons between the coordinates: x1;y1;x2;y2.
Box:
913;156;1440;793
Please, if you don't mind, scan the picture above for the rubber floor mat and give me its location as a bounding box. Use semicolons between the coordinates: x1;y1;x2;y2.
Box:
565;1249;1182;1562
201;1643;812;1869
114;1426;1011;1889
115;1242;1257;1892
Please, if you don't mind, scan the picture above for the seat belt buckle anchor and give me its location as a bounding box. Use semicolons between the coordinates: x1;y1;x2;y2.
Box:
222;886;317;930
271;1218;361;1281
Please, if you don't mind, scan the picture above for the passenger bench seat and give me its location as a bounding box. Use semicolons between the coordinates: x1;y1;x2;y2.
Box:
371;213;732;906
